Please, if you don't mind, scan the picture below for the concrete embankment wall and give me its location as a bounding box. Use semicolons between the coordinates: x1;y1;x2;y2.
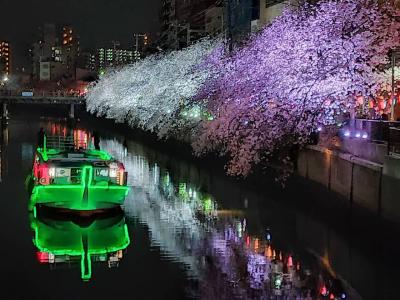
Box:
298;145;400;223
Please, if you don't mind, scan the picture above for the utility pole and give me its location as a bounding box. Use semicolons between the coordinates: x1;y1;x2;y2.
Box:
391;50;397;121
134;34;139;53
172;21;179;50
225;0;233;53
186;24;190;47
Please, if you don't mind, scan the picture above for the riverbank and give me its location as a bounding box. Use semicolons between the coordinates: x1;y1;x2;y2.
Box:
298;144;400;224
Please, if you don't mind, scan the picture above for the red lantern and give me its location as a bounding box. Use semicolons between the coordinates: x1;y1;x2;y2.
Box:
369;99;374;109
378;100;386;110
356;95;364;105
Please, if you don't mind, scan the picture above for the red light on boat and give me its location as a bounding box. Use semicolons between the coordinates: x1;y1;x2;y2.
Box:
36;252;49;263
116;163;126;185
37;163;51;185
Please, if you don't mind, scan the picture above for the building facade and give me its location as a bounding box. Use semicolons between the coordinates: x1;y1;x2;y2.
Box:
0;41;11;77
160;0;217;50
205;5;224;37
31;23;79;81
87;42;136;74
258;0;400;29
61;25;80;79
225;0;254;42
259;0;288;26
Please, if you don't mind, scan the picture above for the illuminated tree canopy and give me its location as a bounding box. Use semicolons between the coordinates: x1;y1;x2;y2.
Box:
86;39;221;139
193;0;400;176
88;0;400;177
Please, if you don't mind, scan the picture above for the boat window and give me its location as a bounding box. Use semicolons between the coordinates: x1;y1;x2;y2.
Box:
96;169;109;177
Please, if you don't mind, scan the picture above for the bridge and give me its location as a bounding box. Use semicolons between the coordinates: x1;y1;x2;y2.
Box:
0;92;86;120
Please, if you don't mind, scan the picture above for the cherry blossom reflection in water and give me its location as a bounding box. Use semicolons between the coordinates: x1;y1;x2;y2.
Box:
101;138;356;300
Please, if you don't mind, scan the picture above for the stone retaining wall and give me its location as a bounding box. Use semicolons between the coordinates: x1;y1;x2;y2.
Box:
298;145;399;223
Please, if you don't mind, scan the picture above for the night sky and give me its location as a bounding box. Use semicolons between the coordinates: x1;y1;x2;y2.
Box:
0;0;161;70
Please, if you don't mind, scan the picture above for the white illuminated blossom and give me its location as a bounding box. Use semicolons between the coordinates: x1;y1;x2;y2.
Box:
86;39;221;139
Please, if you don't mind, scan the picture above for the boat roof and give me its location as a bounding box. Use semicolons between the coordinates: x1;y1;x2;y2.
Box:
37;148;113;163
37;135;114;163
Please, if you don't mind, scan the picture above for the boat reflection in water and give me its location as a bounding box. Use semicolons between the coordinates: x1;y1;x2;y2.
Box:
30;208;130;281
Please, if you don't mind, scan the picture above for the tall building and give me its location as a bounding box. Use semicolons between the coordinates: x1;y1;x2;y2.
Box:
160;0;217;50
31;23;58;79
95;42;135;74
0;41;11;77
205;5;224;37
258;0;397;29
31;23;80;81
226;0;254;43
133;33;149;60
61;25;80;79
42;23;57;59
160;0;178;50
79;51;96;72
259;1;298;26
160;0;261;49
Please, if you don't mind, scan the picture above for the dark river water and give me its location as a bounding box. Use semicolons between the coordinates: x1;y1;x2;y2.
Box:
0;109;399;300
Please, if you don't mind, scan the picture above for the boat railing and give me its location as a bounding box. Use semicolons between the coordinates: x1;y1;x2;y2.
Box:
45;136;89;151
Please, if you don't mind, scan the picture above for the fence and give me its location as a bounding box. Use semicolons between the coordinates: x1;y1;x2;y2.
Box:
45;136;90;151
0;89;84;98
388;127;400;155
343;119;400;142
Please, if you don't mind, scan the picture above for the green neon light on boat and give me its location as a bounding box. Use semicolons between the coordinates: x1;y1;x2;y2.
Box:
81;252;92;281
31;215;130;281
30;163;130;211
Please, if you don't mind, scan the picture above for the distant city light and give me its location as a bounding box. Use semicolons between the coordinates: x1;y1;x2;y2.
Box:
362;133;368;139
344;130;351;137
355;132;361;138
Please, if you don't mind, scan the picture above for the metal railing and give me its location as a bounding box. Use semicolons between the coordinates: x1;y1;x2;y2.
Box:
45;136;89;151
0;89;84;98
342;119;400;142
388;127;400;155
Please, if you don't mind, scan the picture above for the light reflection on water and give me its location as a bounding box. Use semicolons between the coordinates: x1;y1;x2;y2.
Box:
5;118;395;299
101;138;355;300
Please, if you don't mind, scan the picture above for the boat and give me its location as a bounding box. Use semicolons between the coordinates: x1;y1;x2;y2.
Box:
30;208;130;281
29;134;130;211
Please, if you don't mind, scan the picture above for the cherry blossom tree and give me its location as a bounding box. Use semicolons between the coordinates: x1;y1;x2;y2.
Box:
86;38;221;139
194;0;400;176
